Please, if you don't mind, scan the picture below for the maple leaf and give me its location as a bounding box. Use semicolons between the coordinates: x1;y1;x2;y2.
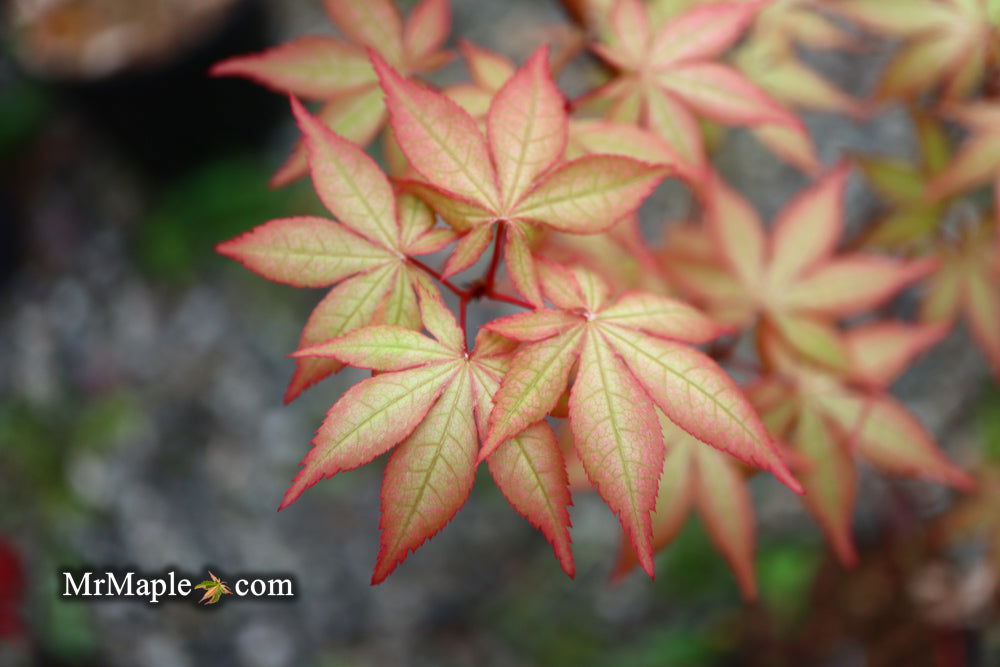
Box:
830;0;1000;101
921;214;1000;379
730;0;863;173
732;0;862;111
659;220;757;327
544;120;694;288
750;324;973;565
481;264;801;577
212;0;452;185
927;102;1000;201
612;412;760;599
580;0;805;178
216;99;455;402
389;41;677;307
194;572;232;605
632;0;858;174
935;463;1000;576
283;284;574;582
374;44;669;307
445;43;694;182
699;164;934;371
857;111;952;249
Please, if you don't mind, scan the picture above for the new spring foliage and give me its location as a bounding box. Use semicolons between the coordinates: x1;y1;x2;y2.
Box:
215;0;998;595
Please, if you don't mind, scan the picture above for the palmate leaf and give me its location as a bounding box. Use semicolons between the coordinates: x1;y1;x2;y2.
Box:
737;6;858;171
921;215;1000;379
582;0;810;176
936;464;1000;578
212;0;453;185
193;572;232;605
830;0;998;101
283;286;574;581
482;266;801;576
377;45;669;304
928;103;1000;201
750;327;973;564
612;411;759;599
217;100;453;402
726;0;862;173
698;165;934;371
636;0;841;176
858;111;951;250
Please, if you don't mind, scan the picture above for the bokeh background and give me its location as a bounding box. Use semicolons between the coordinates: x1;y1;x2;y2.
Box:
2;0;999;665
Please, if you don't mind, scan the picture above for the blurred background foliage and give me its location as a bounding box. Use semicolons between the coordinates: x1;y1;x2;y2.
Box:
0;0;998;665
137;157;317;282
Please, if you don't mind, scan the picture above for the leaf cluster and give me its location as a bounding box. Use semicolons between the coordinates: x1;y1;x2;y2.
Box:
215;0;999;593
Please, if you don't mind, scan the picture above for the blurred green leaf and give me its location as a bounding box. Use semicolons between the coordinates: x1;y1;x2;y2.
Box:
0;79;50;156
656;519;741;601
757;541;820;621
979;387;1000;462
137;156;318;281
73;393;141;451
607;625;720;667
0;393;137;526
858;157;925;203
40;553;99;662
489;579;601;665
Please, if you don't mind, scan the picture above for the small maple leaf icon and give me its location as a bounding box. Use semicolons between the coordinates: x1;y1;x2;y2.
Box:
194;571;232;605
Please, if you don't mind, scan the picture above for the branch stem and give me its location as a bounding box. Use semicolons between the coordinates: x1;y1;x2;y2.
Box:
486;289;534;309
484;220;506;293
408;247;533;312
408;257;469;299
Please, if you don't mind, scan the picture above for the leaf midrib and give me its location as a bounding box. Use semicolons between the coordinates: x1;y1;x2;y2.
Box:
587;330;643;544
387;371;469;559
314;362;458;468
515;163;654;215
399;92;500;211
488;327;582;444
600;325;768;455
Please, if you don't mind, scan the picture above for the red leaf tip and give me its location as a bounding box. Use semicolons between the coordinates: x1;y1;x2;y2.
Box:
368;46;396;84
288;94;310;125
276;490;298;512
525;42;551;69
776;466;805;495
214;238;236;258
945;468;977;494
208;56;244;78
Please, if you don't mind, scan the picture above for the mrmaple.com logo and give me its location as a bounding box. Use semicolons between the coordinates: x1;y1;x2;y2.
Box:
61;569;295;605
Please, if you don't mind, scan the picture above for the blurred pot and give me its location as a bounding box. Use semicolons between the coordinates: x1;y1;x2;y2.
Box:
7;0;284;176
